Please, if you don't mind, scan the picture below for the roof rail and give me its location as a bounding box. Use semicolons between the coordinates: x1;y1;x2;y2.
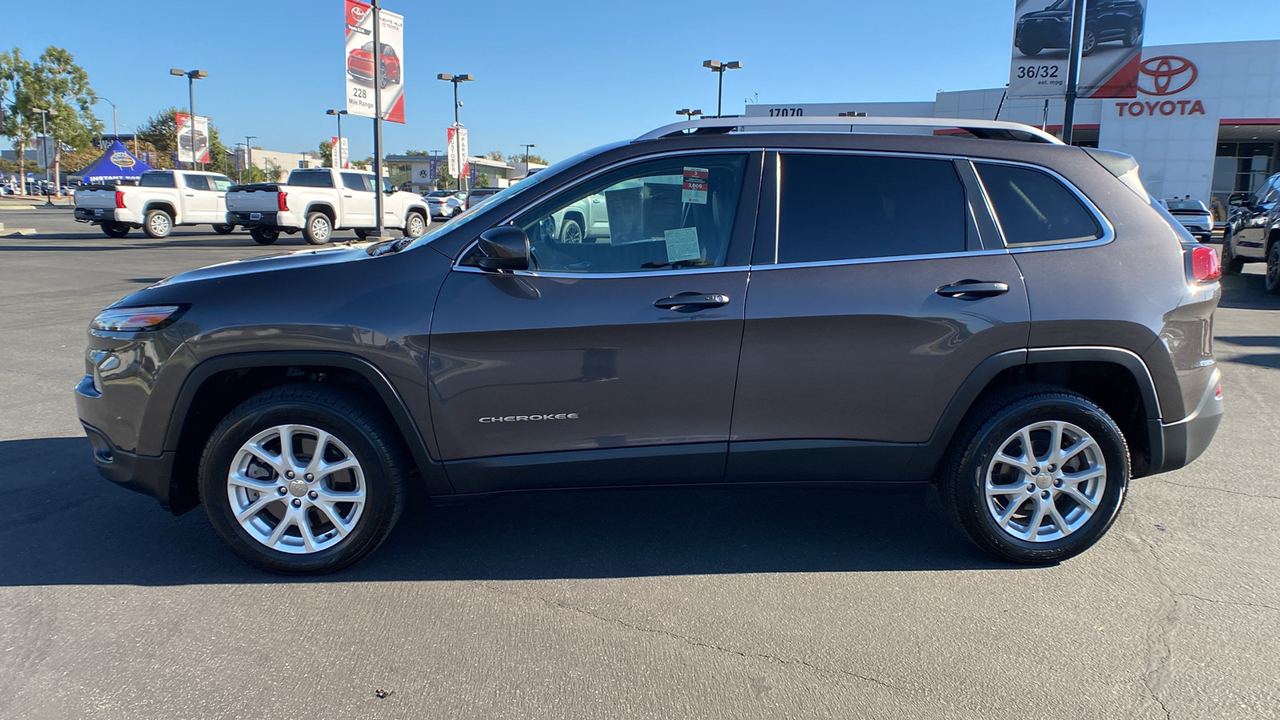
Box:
634;115;1064;145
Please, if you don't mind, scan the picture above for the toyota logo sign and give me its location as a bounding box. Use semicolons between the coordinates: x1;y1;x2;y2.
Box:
1138;56;1198;96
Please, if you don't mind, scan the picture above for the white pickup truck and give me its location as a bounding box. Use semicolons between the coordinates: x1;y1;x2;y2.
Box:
225;168;431;245
73;170;236;239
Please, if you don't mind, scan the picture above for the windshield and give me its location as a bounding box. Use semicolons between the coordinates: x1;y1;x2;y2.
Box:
1165;199;1207;212
1047;0;1071;9
404;143;621;251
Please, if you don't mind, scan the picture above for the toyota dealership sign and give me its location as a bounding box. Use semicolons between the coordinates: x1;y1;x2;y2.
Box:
1008;0;1147;99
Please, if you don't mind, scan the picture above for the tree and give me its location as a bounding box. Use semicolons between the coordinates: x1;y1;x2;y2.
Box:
137;106;229;173
511;152;548;166
476;172;490;188
0;48;37;191
319;139;333;168
485;150;504;162
435;166;455;191
264;159;283;182
30;47;102;192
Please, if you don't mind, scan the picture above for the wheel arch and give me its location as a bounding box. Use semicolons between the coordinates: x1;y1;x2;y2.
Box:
928;347;1163;479
144;201;177;220
305;203;337;223
164;351;450;514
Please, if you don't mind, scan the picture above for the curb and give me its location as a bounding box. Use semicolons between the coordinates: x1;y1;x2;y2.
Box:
0;228;37;237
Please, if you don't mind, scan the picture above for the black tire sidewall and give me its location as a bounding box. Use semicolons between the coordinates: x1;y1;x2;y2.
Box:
101;222;129;238
250;227;279;245
1266;243;1280;294
199;391;402;574
945;393;1129;564
144;209;172;238
560;218;583;243
212;223;234;235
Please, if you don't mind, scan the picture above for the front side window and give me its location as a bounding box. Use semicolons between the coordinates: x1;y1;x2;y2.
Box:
183;174;210;191
776;153;968;264
503;154;748;274
341;172;372;192
976;163;1102;246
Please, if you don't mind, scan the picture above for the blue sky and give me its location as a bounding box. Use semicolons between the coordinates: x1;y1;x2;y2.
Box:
3;0;1277;164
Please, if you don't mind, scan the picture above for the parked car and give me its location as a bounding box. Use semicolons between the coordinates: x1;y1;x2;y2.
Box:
347;41;401;89
464;186;501;210
1016;0;1144;56
73;170;237;238
1159;198;1213;242
424;190;465;220
225;167;430;245
77;115;1223;574
1221;171;1280;292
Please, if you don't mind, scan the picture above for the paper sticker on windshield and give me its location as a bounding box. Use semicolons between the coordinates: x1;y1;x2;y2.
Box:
682;167;709;204
664;227;701;263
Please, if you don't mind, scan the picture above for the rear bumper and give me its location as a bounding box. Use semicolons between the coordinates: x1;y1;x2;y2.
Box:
1152;367;1223;474
74;207;140;225
227;210;299;230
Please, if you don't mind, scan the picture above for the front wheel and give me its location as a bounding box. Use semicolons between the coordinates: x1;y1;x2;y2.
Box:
303;212;332;245
403;211;428;239
938;386;1129;565
1221;231;1243;275
198;385;407;575
1266;241;1280;295
100;222;129;238
1018;43;1042;57
1123;20;1142;47
212;223;235;235
144;209;173;239
249;227;279;245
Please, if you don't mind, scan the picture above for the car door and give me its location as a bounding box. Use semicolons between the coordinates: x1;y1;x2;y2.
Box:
727;151;1031;481
339;172;376;228
427;151;762;493
1234;175;1278;260
180;174;215;224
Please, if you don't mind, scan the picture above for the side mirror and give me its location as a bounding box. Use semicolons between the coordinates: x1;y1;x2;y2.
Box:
476;226;530;271
1228;192;1247;207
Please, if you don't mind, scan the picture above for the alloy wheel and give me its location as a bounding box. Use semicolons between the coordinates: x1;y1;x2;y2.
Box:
983;420;1106;542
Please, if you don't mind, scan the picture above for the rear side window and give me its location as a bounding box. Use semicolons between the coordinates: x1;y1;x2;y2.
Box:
290;171;334;188
182;174;210;191
777;154;968;263
976;163;1102;246
139;172;175;188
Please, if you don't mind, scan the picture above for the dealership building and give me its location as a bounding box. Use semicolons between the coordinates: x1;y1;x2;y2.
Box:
746;39;1280;211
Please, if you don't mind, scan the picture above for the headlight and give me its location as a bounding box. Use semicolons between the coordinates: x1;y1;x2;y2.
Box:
91;305;185;332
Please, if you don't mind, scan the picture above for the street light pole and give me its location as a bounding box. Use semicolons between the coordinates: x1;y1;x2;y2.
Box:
326;109;348;168
245;135;256;182
437;73;474;193
31;106;53;204
520;142;536;173
702;60;743;118
170;68;208;170
676;108;703;122
98;97;118;140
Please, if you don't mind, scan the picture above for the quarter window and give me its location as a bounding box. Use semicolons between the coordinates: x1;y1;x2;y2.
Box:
502;154;748;274
776;154;969;263
976;163;1102;246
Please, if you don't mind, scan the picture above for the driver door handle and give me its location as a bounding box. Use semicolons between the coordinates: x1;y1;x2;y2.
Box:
936;280;1010;300
654;293;730;309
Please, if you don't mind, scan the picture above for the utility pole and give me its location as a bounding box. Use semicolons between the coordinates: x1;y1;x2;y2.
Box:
245;135;256;182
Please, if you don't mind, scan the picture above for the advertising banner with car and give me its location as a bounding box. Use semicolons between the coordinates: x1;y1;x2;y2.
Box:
1008;0;1146;98
175;113;210;165
344;0;405;123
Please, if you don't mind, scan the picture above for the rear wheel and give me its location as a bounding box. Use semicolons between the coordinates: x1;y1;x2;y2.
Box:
1019;43;1042;56
1081;27;1098;55
100;222;129;238
144;209;172;239
198;385;407;575
938;386;1129;565
212;223;235;235
403;211;427;239
1123;20;1142;47
560;217;584;243
249;227;279;245
1266;241;1280;295
303;212;332;245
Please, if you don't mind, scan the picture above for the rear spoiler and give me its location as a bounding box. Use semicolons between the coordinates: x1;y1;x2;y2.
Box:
1084;148;1149;200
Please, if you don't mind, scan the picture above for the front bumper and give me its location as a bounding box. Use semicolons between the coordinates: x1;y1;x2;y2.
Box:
81;420;178;511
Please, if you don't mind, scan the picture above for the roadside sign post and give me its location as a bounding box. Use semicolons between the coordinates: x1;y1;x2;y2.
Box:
1061;0;1086;145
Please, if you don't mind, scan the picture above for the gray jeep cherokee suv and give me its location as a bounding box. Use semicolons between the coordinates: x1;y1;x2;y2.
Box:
76;116;1224;574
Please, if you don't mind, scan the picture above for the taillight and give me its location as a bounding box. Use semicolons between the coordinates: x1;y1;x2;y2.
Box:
1190;245;1221;282
115;190;125;209
278;192;289;212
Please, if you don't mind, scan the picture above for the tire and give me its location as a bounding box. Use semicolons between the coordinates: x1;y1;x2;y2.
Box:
198;384;408;575
938;385;1129;565
1221;231;1243;275
560;217;584;243
212;223;235;235
1081;27;1098;56
403;211;428;239
379;64;389;89
1123;20;1142;47
354;228;372;240
1019;43;1042;57
249;227;279;245
1266;241;1280;295
144;208;173;239
100;222;129;238
303;211;333;245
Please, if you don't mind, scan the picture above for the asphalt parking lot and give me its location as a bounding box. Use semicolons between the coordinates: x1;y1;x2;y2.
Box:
1;208;1277;719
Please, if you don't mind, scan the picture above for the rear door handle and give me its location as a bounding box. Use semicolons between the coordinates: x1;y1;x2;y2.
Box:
936;280;1010;300
654;292;730;310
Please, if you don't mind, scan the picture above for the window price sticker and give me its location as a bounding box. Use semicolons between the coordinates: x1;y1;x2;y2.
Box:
682;167;709;204
664;227;701;263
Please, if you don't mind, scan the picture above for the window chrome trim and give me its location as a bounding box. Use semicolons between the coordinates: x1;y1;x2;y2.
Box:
969;158;1116;251
749;248;1011;272
452;264;751;279
452;147;761;276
